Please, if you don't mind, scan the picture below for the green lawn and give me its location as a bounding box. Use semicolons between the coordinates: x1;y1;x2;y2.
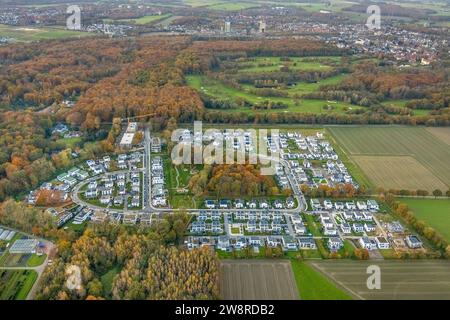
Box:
0;24;93;42
27;254;47;267
56;137;82;149
237;56;339;73
187;75;362;114
183;0;257;10
291;260;352;300
104;13;172;25
401;198;450;242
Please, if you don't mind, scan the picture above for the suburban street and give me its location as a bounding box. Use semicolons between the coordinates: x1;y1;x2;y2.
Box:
71;126;307;217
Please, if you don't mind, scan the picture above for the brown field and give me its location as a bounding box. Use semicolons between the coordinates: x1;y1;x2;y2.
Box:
219;260;299;300
353;155;448;192
310;260;450;300
426;127;450;146
328;126;450;191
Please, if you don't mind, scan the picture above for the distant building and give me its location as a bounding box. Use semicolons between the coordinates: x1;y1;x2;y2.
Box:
224;21;231;33
259;20;266;33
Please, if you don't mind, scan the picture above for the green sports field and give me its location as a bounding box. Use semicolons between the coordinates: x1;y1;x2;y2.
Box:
401;198;450;242
328;126;450;192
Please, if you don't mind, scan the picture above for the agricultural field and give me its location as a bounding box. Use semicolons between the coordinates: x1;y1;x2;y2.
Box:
219;260;299;299
328;126;450;192
352;156;447;192
426;127;450;146
310;260;450;300
0;269;38;300
0;24;93;42
401;198;450;242
291;260;352;300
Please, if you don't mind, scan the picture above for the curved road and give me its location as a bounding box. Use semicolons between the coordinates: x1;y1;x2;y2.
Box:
71;127;307;215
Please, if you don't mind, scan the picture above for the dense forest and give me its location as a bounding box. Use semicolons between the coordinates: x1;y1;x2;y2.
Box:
35;213;220;300
189;163;280;198
0;36;449;128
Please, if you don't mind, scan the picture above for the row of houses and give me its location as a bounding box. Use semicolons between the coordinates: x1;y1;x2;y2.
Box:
117;152;142;170
151;157;167;207
84;171;142;207
190;220;224;234
204;198;295;210
186;235;317;251
310;199;379;211
86;157;110;175
232;211;285;221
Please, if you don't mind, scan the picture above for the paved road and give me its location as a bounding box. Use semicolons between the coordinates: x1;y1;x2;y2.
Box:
71;128;308;216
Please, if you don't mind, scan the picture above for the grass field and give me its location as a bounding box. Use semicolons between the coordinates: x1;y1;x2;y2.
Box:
401;198;450;242
187;75;361;114
183;0;257;10
56;137;82;149
0;269;37;300
238;56;338;73
104;14;172;25
220;260;299;299
0;24;93;42
27;254;46;267
310;260;450;300
328;126;450;191
291;260;352;300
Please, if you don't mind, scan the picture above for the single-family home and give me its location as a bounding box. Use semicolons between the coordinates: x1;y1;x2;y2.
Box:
375;237;390;249
340;222;352;234
282;236;298;251
352;223;364;233
364;223;376;233
327;237;343;251
406;235;422;249
298;237;316;249
359;237;376;250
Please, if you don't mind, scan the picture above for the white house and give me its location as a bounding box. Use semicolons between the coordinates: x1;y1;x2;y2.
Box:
352;223;364;233
298;237;316;249
100;195;111;205
340;223;351;234
364;223;376;233
375;237;390;249
359;237;376;250
356;201;367;210
327;237;343;251
406;235;422;249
